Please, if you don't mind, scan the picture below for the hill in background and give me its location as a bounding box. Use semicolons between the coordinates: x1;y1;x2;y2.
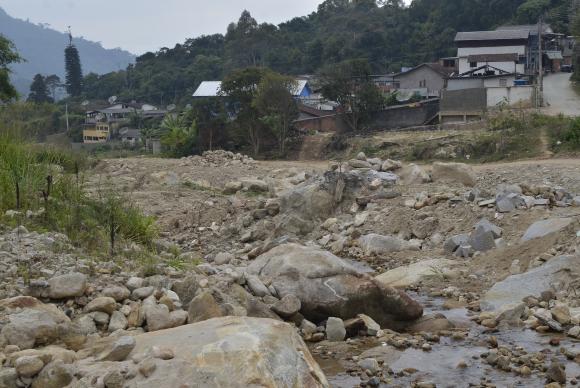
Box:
0;6;135;96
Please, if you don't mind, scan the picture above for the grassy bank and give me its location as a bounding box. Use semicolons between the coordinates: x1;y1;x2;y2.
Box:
0;131;158;257
327;111;580;164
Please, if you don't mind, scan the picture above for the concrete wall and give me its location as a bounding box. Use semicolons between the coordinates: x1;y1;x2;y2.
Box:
294;114;350;133
486;86;534;108
447;78;484;90
294;100;440;133
458;45;526;57
368;100;440;131
441;88;487;113
394;67;446;97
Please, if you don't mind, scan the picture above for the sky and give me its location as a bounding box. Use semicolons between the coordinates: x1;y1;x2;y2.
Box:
0;0;324;54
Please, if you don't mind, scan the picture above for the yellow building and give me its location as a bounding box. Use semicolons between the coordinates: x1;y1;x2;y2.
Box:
83;123;110;143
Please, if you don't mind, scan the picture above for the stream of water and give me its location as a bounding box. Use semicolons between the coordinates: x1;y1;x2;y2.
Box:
319;294;580;387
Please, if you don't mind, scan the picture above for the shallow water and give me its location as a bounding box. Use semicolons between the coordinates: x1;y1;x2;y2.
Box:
320;293;580;387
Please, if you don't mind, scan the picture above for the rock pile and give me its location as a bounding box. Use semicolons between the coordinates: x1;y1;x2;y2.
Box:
180;150;256;168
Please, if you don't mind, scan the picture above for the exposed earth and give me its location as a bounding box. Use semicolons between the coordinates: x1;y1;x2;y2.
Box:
1;149;580;387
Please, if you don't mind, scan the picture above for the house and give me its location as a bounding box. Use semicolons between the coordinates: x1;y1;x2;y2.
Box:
82;102;165;144
392;63;455;97
441;65;535;123
455;30;530;75
192;79;313;99
119;128;141;145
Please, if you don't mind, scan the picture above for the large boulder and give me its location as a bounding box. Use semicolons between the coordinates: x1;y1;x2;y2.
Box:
125;316;329;388
481;255;580;311
432;162;476;187
521;218;574;242
247;244;423;327
0;297;71;350
375;259;458;289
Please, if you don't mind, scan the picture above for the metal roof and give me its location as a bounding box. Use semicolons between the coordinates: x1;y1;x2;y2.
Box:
192;79;309;98
193;81;223;97
455;30;530;42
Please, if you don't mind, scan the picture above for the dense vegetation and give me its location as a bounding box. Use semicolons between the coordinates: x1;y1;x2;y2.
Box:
81;0;577;106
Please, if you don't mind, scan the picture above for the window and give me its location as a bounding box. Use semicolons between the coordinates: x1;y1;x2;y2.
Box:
499;78;507;87
470;61;477;68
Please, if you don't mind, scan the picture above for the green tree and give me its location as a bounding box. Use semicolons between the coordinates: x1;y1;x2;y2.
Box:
159;114;198;156
254;72;298;155
0;35;22;102
27;74;53;104
220;67;268;156
65;32;83;97
516;0;550;23
319;59;384;130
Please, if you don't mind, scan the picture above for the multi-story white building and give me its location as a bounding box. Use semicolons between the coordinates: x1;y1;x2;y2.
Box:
454;30;530;75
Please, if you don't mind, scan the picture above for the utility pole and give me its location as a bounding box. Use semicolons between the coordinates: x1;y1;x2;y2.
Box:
538;16;544;108
65;103;70;135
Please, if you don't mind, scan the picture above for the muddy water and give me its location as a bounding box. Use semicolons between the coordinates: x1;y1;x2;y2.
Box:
319;294;580;387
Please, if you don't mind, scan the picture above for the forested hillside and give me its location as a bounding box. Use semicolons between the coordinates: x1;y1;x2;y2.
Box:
82;0;575;105
0;7;135;95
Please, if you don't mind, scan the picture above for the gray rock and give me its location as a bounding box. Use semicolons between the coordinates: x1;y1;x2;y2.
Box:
358;234;419;255
271;295;301;318
144;304;172;332
474;218;503;238
241;179;269;192
469;226;496;252
47;273;87;300
126;277;144;291
0;368;17;388
102;286;131;302
108;311;128;332
214;252;234;265
245;274;270;297
15;355;45;377
98;336;136;362
187;291;224;324
326;317;346;341
73;315;97;335
356;152;367;161
546;361;566;384
247;244;422;327
359;314;381;336
125;316;329;388
481;255;580;311
31;360;73;388
443;234;470;254
521;218;573;241
85;297;117;315
349;159;372;169
455;244;475;258
357;358;380;375
132;287;155;300
0;297;71;350
495;302;526;323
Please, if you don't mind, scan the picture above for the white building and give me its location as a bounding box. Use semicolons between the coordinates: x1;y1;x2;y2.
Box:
455;30;530;75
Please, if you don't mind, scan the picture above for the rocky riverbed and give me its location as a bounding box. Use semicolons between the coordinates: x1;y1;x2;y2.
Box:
0;150;579;387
